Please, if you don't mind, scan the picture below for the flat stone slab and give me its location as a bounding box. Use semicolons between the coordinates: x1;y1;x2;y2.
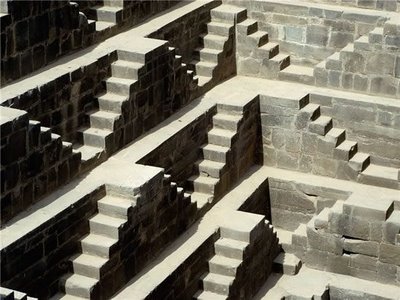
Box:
343;193;394;221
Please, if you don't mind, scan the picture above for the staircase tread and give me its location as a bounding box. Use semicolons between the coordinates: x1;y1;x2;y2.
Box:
275;227;293;245
281;64;314;76
89;110;120;119
194;290;227;300
90;213;126;227
259;42;279;50
72;144;102;161
195;47;221;55
97;92;128;102
336;140;357;150
208;127;236;138
112;60;144;69
209;255;242;267
215;238;248;249
270;53;290;61
362;164;398;180
95;21;114;31
192;60;217;68
188;174;219;184
98;195;132;209
81;233;118;247
248;30;268;38
238;19;257;26
202;144;230;153
208;21;233;28
203;272;235;284
80;127;113;136
92;5;123;12
350;152;370;162
213;113;242;122
106;76;137;85
63;273;98;287
212;4;246;14
313;115;332;125
202;33;227;41
198;159;225;170
274;252;301;265
71;253;108;267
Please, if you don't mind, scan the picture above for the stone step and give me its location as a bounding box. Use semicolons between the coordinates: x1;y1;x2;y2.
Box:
97;92;128;113
360;164;400;190
71;253;108;280
273;252;302;275
212;113;242;131
197;160;226;178
89;213;126;239
187;174;219;194
89;110;122;131
80;233;118;258
279;64;315;85
194;75;212;87
325;128;346;146
79;127;114;151
334;140;358;160
60;273;99;298
202;273;234;295
210;4;247;23
61;141;73;158
349;152;370;172
193;290;227;300
193;60;217;77
200;34;227;50
111;60;144;80
40;126;52;145
73;144;103;167
354;35;369;51
237;19;258;35
220;212;265;243
94;20;114;32
309;116;333;135
292;224;307;248
103;0;123;7
105;77;138;95
207;128;236;147
194;47;221;63
188;192;214;210
247;30;269;47
269;53;291;70
116;49;148;64
97;195;133;219
89;5;122;23
207;21;234;36
202;144;230;163
50;293;83;300
209;255;241;276
369;27;383;44
254;42;280;59
275;227;293;250
296;103;321;129
214;238;248;260
314;208;330;230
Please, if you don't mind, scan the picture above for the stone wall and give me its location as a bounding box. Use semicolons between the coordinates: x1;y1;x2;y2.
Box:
307;0;400;12
0;0;90;84
0;185;105;298
228;0;388;64
0;107;81;224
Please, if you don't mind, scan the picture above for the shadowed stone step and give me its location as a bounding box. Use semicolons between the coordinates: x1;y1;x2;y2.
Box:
270;53;291;70
201;34;227;50
349;152;370;172
215;238;248;260
273;252;302;275
254;42;280;59
97;92;128;113
208;128;236;147
89;214;126;239
209;255;241;276
309;116;333;135
81;234;118;258
90;6;122;23
94;21;114;32
89;110;121;131
325;128;346;146
237;19;258;35
97;195;133;219
105;77;138;95
194;290;227;300
73;144;103;166
193;60;217;77
193;75;211;87
360;164;399;189
292;224;307;247
188;192;213;209
247;31;269;47
61;274;99;298
211;4;247;23
188;175;219;194
334;140;358;160
279;64;315;85
343;194;394;221
194;47;221;63
296;103;320;129
202;273;234;295
212;113;242;131
71;254;108;280
111;60;144;80
79;127;113;150
198;160;226;178
202;144;230;163
207;21;233;36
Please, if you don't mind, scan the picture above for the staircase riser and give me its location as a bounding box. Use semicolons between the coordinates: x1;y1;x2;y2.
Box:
72;263;101;280
98;203;130;219
203;281;231;296
201;38;226;50
98;99;124;113
203;149;227;163
248;33;269;48
191;181;216;194
212;119;239;131
211;10;247;23
65;284;94;298
111;65;140;80
215;245;244;260
207;24;233;36
209;263;238;277
83;133;113;150
106;82;134;95
94;9;122;23
90;116;118;131
81;243;111;258
196;65;215;77
89;222;120;239
208;134;233;147
198;165;223;178
194;51;220;63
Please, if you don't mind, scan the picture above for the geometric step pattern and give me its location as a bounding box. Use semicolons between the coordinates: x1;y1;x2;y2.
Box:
273;252;302;275
73;52;144;170
190;5;238;87
186;108;243;212
57;194;135;299
301;102;400;189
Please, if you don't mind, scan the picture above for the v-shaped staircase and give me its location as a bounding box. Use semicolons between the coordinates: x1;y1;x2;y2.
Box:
56;193;136;299
73;51;144;171
300;102;399;189
186;108;243;212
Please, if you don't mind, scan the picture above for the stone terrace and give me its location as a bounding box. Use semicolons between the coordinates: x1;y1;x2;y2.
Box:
0;0;399;299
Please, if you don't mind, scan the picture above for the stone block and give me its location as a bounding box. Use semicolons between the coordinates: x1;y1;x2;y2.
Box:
307;223;343;255
343;194;394;221
379;243;400;265
370;77;398;96
329;31;354;48
366;53;396;75
306;25;329;46
343;239;379;257
285;26;305;43
384;211;400;244
342;214;370;240
326;253;351;275
377;261;398;285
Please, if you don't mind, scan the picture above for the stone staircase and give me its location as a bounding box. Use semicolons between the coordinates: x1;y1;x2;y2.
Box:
185;106;243;212
300;102;399;189
73;51;144;171
85;0;123;31
279;63;316;85
193;213;267;299
56;192;136;299
189;4;239;87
